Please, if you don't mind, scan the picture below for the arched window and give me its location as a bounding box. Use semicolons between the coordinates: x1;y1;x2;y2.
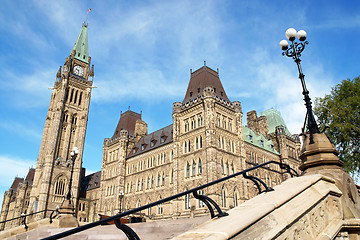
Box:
157;174;161;186
219;137;221;148
158;197;163;214
162;172;165;185
186;162;190;177
233;191;238;207
171;150;174;161
231;163;235;174
196;137;199;149
151;176;154;188
53;175;67;202
147;177;150;189
188;140;191;152
200;136;203;148
198;159;202;174
192;161;196;176
184;142;187;153
226;161;229;175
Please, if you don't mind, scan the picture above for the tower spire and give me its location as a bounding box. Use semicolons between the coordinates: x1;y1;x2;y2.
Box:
72;23;89;63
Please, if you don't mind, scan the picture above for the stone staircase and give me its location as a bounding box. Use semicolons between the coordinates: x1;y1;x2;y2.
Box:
4;216;209;240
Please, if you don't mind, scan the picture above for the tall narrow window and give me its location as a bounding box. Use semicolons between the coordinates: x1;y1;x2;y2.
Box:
221;160;224;174
198;159;202;174
74;90;78;104
198;190;205;208
69;88;74;103
78;92;82;105
188;140;191;152
162;172;165;185
170;169;174;183
186;162;190;177
185;193;191;210
196;137;199;149
192;161;196;176
221;188;226;207
233;191;238;207
157;174;161;186
184;142;187;153
200;136;203;148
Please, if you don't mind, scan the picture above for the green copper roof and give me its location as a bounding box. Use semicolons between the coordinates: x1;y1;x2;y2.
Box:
72;23;89;63
243;126;280;155
260;108;292;135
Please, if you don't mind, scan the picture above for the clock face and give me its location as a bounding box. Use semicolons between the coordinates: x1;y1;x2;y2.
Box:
73;65;84;76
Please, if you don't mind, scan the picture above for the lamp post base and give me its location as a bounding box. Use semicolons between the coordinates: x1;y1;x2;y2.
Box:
56;199;79;228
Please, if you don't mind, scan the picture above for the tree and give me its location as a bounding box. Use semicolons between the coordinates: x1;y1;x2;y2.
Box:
314;76;360;176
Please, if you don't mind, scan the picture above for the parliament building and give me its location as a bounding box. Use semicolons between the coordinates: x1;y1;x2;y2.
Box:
0;23;302;230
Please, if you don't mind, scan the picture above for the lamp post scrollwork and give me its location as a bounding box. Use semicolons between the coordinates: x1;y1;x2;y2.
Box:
280;28;320;144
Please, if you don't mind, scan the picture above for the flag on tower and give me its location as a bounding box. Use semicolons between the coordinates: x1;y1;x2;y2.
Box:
88;8;91;13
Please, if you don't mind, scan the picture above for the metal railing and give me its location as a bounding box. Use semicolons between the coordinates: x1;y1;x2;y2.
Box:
0;208;59;231
42;161;298;240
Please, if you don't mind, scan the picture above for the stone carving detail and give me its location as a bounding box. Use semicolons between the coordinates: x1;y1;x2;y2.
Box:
280;195;342;240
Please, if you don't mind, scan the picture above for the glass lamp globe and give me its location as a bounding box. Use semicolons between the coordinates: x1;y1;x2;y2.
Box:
280;40;289;50
285;28;297;41
297;30;307;41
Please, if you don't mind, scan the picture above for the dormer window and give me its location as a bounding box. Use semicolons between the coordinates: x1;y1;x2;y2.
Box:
198;88;200;93
220;91;223;96
260;140;264;147
150;140;155;147
189;92;193;97
249;135;253;142
132;148;136;154
160;136;165;143
141;144;145;150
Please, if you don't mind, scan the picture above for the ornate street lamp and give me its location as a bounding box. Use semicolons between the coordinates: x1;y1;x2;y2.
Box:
118;190;124;213
66;147;79;202
280;28;320;144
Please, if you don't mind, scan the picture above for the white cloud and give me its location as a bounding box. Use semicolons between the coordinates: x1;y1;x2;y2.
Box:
0;69;53;108
0;121;42;140
0;155;36;208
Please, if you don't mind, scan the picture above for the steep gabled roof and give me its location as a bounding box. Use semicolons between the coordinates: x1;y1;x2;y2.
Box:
10;177;24;191
182;65;230;104
112;110;142;139
80;171;101;192
260;108;292;135
127;124;173;158
243;126;280;155
25;168;35;184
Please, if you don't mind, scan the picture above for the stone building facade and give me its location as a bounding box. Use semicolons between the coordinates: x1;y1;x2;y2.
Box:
0;23;302;229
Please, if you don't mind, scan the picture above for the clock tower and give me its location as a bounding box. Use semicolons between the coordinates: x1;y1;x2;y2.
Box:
28;22;94;217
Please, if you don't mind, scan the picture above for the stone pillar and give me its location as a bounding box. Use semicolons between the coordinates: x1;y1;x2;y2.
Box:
300;132;360;219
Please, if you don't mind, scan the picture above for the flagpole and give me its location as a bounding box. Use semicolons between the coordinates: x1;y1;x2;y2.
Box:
85;8;91;25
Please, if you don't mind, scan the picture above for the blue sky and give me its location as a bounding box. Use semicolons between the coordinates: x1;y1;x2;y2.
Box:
0;0;359;207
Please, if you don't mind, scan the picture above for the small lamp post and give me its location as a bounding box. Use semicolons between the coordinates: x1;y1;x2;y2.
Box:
280;28;320;144
118;190;124;213
66;147;79;202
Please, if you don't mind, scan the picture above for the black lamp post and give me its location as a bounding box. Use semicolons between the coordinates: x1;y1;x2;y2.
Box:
66;147;79;202
280;28;320;144
118;190;124;213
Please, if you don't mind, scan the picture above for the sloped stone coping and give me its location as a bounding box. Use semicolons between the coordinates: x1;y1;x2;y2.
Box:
172;174;344;240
